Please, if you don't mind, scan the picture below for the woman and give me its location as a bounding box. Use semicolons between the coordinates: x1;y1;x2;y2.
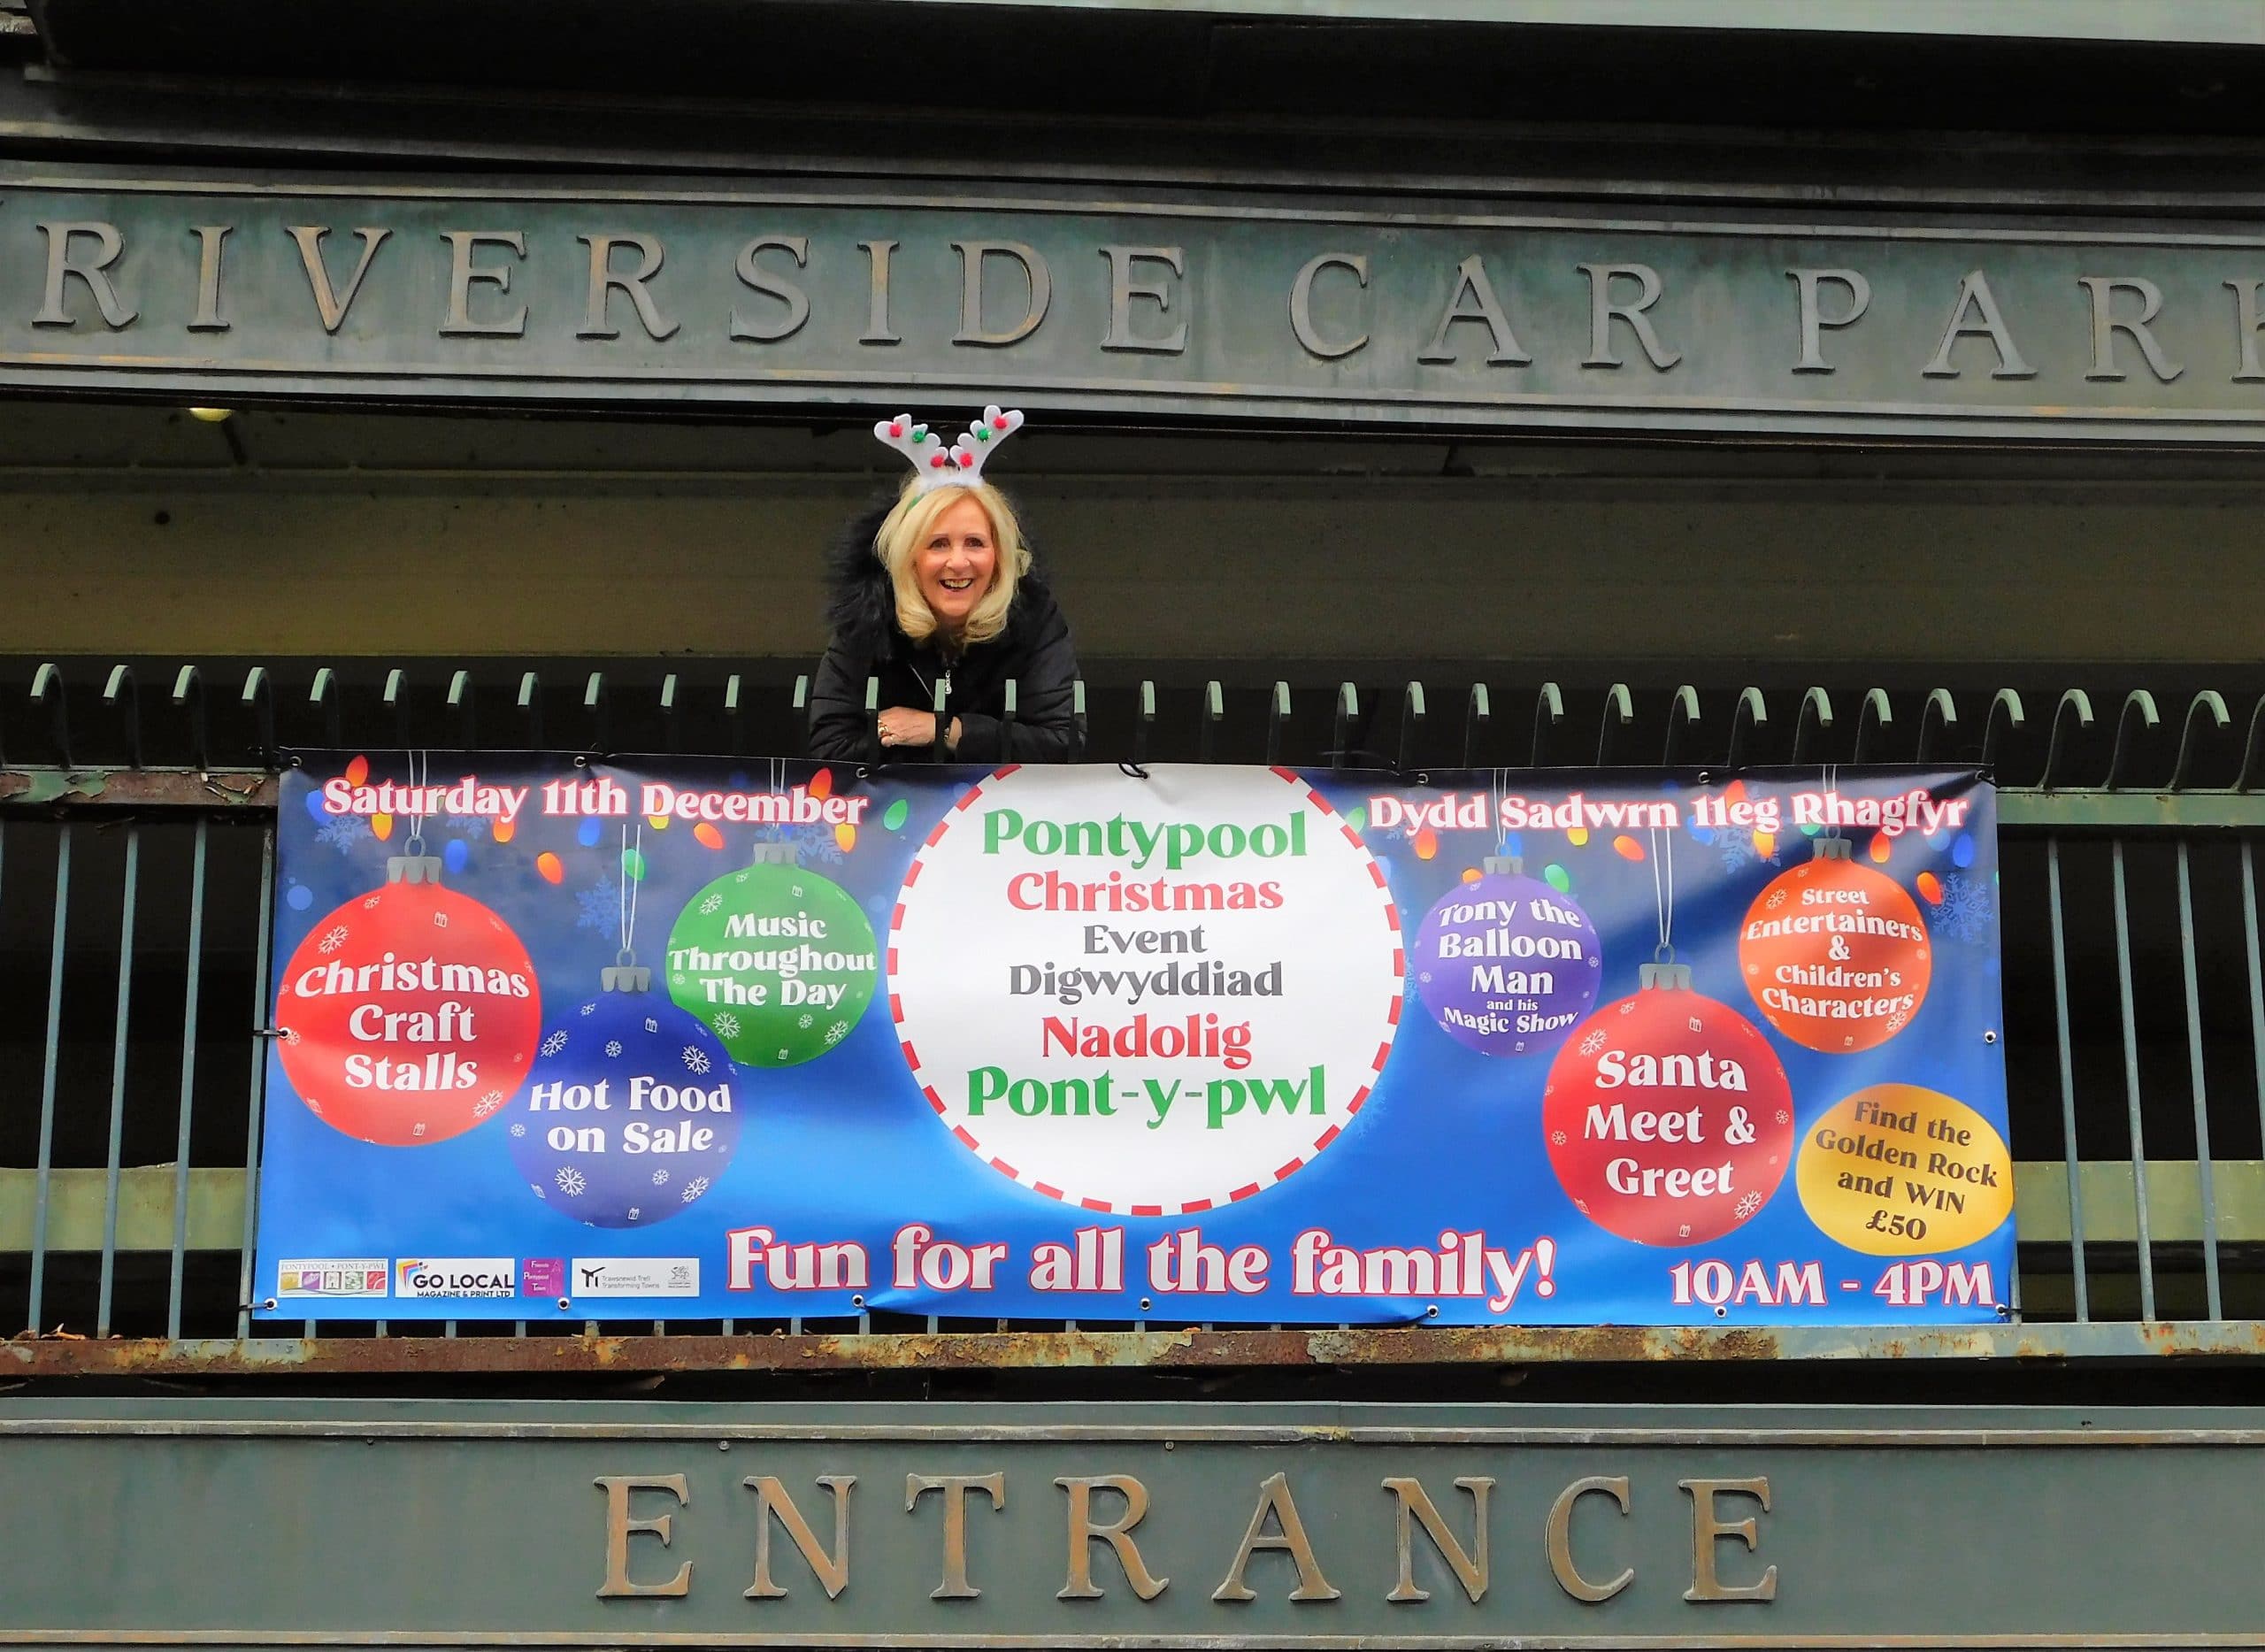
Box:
808;410;1078;762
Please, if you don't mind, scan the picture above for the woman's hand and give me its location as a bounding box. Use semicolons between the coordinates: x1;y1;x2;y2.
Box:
877;709;962;750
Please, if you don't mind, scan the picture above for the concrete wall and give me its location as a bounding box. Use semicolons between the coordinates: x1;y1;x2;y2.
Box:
2;482;2256;669
0;405;2254;672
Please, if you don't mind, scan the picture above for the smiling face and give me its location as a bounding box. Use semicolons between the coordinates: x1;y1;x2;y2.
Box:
915;492;1001;635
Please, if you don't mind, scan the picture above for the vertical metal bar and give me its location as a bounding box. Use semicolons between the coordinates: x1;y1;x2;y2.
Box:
2175;841;2223;1319
235;826;275;1341
2246;846;2265;1284
96;826;141;1337
2109;840;2156;1320
27;830;72;1333
2046;839;2088;1324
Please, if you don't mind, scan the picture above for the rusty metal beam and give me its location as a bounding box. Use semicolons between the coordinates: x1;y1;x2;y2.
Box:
6;1321;2264;1377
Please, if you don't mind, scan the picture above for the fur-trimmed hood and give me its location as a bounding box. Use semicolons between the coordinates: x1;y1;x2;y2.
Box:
823;495;1058;660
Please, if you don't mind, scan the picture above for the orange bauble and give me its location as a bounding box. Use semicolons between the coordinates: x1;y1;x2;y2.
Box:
1739;841;1930;1054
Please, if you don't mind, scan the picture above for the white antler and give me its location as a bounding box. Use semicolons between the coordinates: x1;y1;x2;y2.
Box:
871;412;959;480
875;405;1026;493
948;404;1025;487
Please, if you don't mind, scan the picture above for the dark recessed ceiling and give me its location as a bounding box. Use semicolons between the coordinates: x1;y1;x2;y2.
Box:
23;0;2265;139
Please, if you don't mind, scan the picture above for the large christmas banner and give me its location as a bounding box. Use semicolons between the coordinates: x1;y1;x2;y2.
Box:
257;759;2012;1325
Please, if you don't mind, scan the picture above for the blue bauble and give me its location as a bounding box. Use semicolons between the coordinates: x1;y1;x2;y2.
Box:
507;994;743;1228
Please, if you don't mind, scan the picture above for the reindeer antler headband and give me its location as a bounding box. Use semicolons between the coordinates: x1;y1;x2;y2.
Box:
873;404;1026;493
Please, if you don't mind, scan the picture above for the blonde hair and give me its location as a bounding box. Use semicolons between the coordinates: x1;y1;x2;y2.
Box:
874;478;1029;649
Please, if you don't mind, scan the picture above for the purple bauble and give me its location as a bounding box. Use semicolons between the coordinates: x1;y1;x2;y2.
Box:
1412;871;1602;1057
508;994;743;1227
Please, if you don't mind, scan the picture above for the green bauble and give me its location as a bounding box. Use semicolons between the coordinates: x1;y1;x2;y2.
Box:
666;861;879;1067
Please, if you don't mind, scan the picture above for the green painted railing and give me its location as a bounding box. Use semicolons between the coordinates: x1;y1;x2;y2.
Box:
2;663;2261;1368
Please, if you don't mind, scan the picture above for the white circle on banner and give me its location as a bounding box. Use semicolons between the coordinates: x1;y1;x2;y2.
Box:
888;765;1403;1213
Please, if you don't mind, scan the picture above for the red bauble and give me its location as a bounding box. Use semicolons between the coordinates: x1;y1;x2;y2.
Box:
275;880;542;1147
1543;978;1793;1247
1739;849;1931;1053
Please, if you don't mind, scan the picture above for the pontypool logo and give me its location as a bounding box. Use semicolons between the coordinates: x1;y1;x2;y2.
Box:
395;1258;518;1299
275;1259;387;1298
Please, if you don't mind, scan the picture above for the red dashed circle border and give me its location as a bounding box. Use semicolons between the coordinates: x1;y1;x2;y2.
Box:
887;764;1401;1215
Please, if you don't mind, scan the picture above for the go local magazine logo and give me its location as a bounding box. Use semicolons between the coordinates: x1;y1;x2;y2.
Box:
395;1257;519;1299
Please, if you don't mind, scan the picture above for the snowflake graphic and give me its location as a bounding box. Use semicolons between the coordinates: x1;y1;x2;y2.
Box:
1579;1028;1607;1056
1734;1192;1762;1219
1775;1109;1790;1124
681;1177;710;1202
1550;1129;1567;1146
1932;872;1993;945
305;1097;323;1114
699;892;724;916
575;875;621;934
411;1121;426;1138
604;1040;622;1057
579;1002;597;1017
1678;1224;1692;1239
824;1019;849;1048
643;1017;659;1033
541;1030;569;1057
682;1046;711;1075
361;895;381;911
797;1012;814;1029
1574;1198;1590;1214
1720;833;1780;873
281;1026;302;1047
317;925;350;955
444;813;492;840
531;1184;546;1199
317;816;372;854
626;1208;641;1221
510;1123;526;1138
431;911;449;929
472;1089;506;1118
651;1168;671;1186
1765;887;1788;910
555;1165;587;1197
1887;1010;1909;1033
712;1011;741;1040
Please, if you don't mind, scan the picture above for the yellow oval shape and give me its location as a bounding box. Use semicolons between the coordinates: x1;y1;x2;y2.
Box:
1797;1084;2011;1256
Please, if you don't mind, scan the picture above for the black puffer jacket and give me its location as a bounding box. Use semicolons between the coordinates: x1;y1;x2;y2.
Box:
807;497;1079;764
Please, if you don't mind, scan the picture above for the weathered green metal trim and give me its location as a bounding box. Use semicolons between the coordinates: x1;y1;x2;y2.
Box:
894;0;2265;47
0;768;273;807
2;775;2260;829
4;1410;2265;1442
2000;791;2265;829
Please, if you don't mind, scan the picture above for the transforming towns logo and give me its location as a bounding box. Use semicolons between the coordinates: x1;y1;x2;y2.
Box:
571;1258;700;1297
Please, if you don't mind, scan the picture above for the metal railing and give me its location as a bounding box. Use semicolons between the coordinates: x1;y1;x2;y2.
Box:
3;660;2264;1371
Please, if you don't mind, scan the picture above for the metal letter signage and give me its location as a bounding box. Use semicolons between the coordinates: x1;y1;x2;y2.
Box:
256;759;2010;1328
5;167;2265;440
8;1402;2265;1646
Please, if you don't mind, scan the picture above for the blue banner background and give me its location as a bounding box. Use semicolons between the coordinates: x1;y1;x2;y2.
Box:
256;760;2010;1325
